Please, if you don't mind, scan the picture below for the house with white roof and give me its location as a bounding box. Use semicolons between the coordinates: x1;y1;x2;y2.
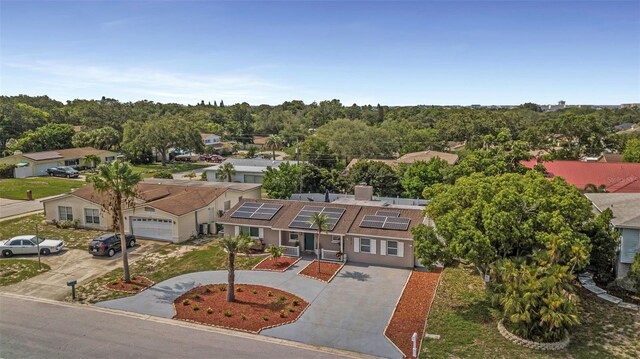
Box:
203;158;298;184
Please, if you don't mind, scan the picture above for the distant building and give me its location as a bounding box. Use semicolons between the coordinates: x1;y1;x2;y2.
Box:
204;158;298;183
345;150;459;172
201;133;222;147
0;147;119;178
620;103;640;108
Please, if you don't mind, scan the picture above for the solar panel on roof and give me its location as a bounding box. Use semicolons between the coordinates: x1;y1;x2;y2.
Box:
230;202;283;220
375;210;400;217
288;206;345;231
359;213;411;231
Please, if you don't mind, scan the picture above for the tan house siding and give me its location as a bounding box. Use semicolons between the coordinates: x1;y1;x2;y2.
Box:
44;195;112;231
343;236;414;268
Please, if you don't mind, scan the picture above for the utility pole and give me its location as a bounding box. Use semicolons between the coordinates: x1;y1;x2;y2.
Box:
297;139;302;195
35;223;42;271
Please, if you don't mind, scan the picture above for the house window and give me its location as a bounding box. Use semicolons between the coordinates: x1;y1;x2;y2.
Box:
84;208;100;224
58;206;73;221
240;226;260;238
331;235;340;244
387;241;398;256
64;159;80;166
224;201;231;211
289;233;299;243
105;156;115;163
360;238;371;253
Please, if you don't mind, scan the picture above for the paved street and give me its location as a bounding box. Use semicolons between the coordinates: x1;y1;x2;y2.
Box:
0;196;51;219
0;293;349;359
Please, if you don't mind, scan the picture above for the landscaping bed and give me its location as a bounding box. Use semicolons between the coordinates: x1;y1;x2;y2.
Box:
298;260;343;283
0;259;50;286
106;276;154;293
173;284;309;333
252;256;300;272
385;269;441;358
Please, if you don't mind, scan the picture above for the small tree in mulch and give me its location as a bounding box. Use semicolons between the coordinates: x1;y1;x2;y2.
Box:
308;213;329;273
266;245;283;265
218;234;253;302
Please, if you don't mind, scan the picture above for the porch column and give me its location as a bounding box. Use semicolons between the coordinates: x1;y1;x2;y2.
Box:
340;236;344;262
278;230;282;246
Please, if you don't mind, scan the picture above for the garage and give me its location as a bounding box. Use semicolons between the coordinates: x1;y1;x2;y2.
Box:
130;217;174;241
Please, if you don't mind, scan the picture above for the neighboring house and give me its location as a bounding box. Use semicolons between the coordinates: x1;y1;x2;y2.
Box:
599;154;625;163
345;150;459;171
219;186;428;268
201;133;222;147
204;158;298;183
0;147;119;178
252;136;266;148
521;160;640;193
42;179;261;243
614;123;637;132
585;193;640;278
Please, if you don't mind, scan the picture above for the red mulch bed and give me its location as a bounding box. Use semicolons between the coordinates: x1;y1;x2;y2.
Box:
385;269;442;358
252;256;300;272
173;284;309;333
105;276;154;293
298;260;343;283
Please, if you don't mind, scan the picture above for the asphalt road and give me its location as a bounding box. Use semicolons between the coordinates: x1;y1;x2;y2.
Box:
0;294;350;359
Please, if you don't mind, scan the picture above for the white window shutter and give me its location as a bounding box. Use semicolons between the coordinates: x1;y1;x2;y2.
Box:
380;240;387;256
371;239;377;255
398;242;404;257
235;226;239;236
259;228;264;238
354;237;360;253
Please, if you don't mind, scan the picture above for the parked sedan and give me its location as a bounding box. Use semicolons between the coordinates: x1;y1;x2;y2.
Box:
88;233;136;257
0;235;65;257
46;166;79;178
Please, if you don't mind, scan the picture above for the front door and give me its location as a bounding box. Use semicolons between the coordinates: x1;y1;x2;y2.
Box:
304;233;315;252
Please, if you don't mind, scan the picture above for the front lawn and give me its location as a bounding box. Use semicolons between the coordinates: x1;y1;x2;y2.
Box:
71;240;264;303
0;259;50;286
131;163;210;178
422;265;640;358
0;214;108;250
0;177;84;200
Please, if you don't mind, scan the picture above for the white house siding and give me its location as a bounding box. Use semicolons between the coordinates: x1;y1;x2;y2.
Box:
617;228;640;278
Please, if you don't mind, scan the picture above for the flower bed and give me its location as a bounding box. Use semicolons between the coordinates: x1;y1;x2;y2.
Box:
173;284;309;333
497;320;570;350
105;276;154;293
385;269;442;357
252;256;300;272
298;260;343;283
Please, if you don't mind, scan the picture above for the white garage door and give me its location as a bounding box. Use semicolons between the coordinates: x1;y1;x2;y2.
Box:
131;217;174;241
35;163;54;176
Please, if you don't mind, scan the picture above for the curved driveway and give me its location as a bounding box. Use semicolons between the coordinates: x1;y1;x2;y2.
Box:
97;259;409;359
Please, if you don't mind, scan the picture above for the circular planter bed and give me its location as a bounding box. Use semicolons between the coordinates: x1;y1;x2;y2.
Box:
105;276;154;294
173;284;309;333
298;260;343;283
497;320;570;351
252;256;300;272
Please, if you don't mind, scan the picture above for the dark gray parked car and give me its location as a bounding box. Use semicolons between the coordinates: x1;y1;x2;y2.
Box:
88;233;136;257
46;166;79;178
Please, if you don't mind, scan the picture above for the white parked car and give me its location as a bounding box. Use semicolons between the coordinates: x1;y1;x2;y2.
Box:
0;235;65;257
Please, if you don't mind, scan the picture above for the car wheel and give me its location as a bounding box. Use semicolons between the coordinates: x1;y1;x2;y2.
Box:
107;248;116;257
40;248;51;255
1;250;12;257
128;239;136;248
66;174;70;178
48;172;53;176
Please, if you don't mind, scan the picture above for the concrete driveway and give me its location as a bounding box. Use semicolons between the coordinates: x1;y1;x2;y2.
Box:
97;261;409;358
1;239;166;300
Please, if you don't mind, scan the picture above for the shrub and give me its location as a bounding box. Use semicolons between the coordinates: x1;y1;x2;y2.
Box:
267;291;273;297
207;307;213;314
630;253;640;292
131;275;138;280
262;315;269;321
153;170;173;179
204;287;212;293
182;299;190;306
279;310;286;318
111;280;119;285
132;285;139;291
192;305;199;311
194;294;201;300
287;307;295;313
219;285;227;291
0;163;16;179
236;287;243;292
292;300;299;306
278;294;286;301
251;289;257;294
223;310;232;317
241;314;247;321
57;219;79;229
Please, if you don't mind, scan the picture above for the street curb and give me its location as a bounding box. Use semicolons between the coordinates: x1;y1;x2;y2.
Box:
0;292;379;359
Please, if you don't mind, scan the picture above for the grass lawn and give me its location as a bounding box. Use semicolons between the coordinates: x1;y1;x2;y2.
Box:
72;239;265;303
0;177;84;200
131;162;210;178
422;265;640;359
0;259;50;286
0;214;108;250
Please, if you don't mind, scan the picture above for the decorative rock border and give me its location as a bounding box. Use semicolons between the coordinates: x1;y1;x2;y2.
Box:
251;256;301;272
297;260;345;283
578;272;639;311
497;320;570;351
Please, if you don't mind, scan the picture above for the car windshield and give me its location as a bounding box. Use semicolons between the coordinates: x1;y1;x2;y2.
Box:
59;166;74;171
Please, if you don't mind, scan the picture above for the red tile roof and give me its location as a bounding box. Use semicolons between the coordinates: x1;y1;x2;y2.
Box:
521;160;640;193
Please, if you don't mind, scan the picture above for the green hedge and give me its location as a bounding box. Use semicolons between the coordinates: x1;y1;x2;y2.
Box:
0;164;16;178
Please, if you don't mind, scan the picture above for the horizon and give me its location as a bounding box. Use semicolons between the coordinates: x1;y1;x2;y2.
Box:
2;1;639;106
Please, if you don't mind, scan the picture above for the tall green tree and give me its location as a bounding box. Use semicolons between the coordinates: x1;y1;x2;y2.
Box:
218;234;253;302
400;158;449;198
10;123;74;153
87;161;142;283
262;162;300;199
347;160;401;197
217;162;236;182
623;138;640;162
264;134;284;160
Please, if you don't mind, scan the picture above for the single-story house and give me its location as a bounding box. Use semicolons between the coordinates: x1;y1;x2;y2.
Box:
201;133;222;147
345;150;459;172
599;153;625;163
521;160;640;193
42;179;261;243
204;158;298;184
585;193;640;278
218;186;428;268
0;147;119;178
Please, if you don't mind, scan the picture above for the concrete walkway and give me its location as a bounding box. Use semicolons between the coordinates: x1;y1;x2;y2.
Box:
97;261;408;358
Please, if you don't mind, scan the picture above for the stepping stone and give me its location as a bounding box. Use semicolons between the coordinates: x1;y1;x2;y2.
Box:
597;293;623;304
583;285;606;295
618;302;639;311
580;279;596;286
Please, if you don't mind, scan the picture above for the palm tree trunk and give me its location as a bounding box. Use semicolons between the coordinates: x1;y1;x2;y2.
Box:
272;149;276;160
227;253;235;302
316;231;321;273
118;201;131;283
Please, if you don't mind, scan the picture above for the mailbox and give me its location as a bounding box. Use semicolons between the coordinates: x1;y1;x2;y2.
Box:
67;280;77;286
67;279;77;300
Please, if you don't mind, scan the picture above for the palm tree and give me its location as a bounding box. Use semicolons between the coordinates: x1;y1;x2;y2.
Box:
217;162;236;182
88;160;142;283
309;213;329;273
264;134;283;160
84;154;101;170
266;244;283;265
584;183;607;193
218;234;254;302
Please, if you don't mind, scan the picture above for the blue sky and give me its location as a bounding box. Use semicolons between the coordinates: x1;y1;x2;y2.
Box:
1;1;639;106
